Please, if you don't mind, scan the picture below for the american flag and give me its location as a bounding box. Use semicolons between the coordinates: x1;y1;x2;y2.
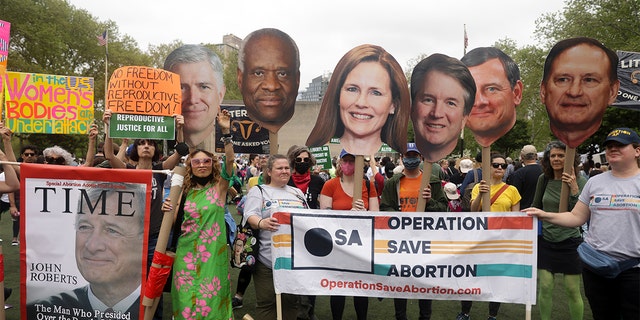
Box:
97;30;107;46
464;25;468;50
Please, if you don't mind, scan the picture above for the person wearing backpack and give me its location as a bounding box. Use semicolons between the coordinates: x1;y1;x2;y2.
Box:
458;153;521;320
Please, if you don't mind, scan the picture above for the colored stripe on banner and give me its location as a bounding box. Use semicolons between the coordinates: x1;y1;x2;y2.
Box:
476;264;533;278
274;257;292;270
486;216;533;230
273;211;291;224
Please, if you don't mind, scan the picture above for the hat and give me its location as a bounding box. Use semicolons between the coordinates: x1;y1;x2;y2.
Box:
603;128;640;146
339;149;354;159
443;182;460;200
459;159;474;173
521;145;537;156
406;143;420;155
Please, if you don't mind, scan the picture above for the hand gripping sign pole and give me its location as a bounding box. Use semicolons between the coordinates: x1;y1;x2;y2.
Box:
143;166;186;320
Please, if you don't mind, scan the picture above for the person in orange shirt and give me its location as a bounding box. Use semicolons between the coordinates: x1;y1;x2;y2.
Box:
379;142;447;320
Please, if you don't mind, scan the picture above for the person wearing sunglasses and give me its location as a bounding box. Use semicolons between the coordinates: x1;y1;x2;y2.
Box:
42;145;73;166
286;145;325;319
162;109;235;319
462;153;521;320
20;145;39;164
287;145;325;210
530;141;586;320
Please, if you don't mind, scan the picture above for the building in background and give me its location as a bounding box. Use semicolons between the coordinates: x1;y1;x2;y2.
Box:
299;73;331;101
214;34;242;58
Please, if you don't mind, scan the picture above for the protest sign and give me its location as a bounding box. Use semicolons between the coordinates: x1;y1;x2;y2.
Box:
106;66;181;116
309;146;332;170
108;113;175;140
0;20;10;105
215;105;270;154
21;164;151;320
106;66;180;139
0;20;9;69
272;210;537;304
613;50;640;111
3;71;94;134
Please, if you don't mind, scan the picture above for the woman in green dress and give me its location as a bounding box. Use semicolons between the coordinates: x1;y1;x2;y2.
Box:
164;110;234;320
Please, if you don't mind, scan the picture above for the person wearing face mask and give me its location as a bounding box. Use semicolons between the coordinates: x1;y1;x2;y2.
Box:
287;145;325;210
319;149;379;320
379;143;447;320
286;145;325;320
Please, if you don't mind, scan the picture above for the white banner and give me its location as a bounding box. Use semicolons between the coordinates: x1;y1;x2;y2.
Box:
272;210;537;304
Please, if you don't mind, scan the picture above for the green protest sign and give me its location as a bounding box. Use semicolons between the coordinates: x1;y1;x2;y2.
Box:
309;145;332;170
109;113;175;139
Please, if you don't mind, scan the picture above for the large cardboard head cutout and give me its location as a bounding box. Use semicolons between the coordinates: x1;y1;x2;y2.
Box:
410;54;475;163
305;44;409;156
237;28;300;134
164;45;226;150
461;47;523;147
540;37;620;148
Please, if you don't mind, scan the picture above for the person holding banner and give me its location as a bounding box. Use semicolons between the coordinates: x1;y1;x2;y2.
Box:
461;153;521;320
164;110;235;320
237;28;300;134
164;44;226;150
379;142;447;320
525;128;640;320
319;149;379;320
305;44;410;156
243;154;308;320
531;140;586;320
286;145;325;319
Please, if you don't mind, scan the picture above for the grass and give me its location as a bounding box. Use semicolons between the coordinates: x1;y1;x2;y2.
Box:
0;206;594;319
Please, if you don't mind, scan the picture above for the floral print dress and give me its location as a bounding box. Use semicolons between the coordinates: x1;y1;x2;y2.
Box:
172;186;232;320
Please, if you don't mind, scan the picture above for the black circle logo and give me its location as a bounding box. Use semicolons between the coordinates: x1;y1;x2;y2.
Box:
304;228;333;257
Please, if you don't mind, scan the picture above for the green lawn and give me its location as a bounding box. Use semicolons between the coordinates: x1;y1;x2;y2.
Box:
0;207;594;319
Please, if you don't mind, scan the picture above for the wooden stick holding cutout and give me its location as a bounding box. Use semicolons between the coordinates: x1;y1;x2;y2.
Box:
416;162;433;212
480;147;491;212
269;132;278;155
558;148;576;212
143;166;186;320
352;155;365;206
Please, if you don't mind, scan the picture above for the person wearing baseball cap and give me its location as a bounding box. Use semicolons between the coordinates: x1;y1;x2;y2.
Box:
524;127;640;319
320;148;379;319
380;142;448;319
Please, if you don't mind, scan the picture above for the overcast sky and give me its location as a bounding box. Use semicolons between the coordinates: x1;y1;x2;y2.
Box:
69;0;567;89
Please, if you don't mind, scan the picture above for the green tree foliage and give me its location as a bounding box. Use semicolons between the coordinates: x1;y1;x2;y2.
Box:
1;0;150;158
147;39;184;68
493;119;532;158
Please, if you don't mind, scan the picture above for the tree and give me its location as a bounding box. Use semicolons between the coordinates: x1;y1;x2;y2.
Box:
0;0;150;158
